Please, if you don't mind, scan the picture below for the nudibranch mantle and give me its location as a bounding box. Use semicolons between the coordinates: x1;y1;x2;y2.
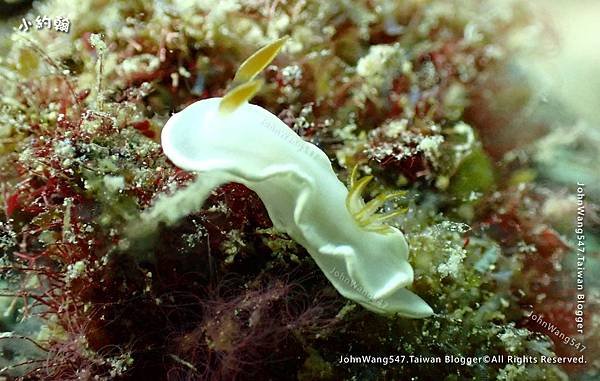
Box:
161;98;433;318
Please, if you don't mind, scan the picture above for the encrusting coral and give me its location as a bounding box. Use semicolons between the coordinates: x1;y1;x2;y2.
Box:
0;0;597;380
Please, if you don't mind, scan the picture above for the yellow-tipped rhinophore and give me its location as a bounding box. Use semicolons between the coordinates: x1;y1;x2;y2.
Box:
218;36;288;115
218;79;264;115
232;36;288;84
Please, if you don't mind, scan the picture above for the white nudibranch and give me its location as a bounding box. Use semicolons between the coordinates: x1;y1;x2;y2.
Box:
159;37;433;318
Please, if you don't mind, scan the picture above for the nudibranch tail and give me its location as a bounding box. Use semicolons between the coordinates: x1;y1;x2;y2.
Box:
232;35;288;84
218;79;264;115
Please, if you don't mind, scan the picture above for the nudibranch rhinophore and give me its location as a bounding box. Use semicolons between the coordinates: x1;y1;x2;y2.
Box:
160;37;433;318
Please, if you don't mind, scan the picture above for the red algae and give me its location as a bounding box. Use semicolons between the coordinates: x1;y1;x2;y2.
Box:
0;1;597;380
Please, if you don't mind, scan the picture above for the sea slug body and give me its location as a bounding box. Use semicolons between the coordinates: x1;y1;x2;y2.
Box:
159;39;433;318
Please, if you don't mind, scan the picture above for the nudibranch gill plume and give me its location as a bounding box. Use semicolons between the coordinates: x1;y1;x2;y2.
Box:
159;37;433;318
